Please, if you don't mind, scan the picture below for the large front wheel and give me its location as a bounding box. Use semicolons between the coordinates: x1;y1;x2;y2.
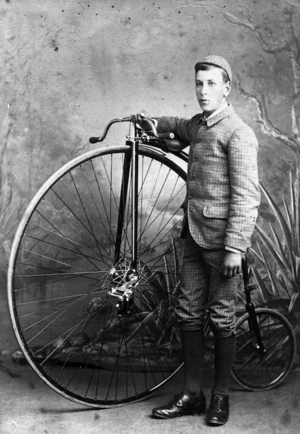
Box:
8;145;187;407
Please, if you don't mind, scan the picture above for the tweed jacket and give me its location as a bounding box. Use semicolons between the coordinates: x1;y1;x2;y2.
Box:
156;104;260;252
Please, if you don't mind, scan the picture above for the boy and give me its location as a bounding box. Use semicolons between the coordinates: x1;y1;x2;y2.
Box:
139;55;260;426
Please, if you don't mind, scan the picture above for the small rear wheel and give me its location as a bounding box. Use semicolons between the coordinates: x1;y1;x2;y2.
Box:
232;307;296;391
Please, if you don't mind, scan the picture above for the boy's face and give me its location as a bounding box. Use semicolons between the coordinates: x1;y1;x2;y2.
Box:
195;67;231;116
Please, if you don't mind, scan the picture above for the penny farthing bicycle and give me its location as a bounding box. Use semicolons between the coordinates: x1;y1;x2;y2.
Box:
7;116;296;408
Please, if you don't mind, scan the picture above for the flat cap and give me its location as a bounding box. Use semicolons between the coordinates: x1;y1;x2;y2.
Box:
195;55;232;82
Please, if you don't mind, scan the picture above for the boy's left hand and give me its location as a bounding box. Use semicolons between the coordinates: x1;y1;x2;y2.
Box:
220;251;242;278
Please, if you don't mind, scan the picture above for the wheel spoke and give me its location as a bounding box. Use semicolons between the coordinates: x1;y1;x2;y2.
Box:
8;146;186;406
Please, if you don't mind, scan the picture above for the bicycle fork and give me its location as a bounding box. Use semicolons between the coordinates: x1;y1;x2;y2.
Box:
109;125;140;315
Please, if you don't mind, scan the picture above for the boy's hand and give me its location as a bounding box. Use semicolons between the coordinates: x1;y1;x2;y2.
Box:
135;112;156;132
220;251;242;278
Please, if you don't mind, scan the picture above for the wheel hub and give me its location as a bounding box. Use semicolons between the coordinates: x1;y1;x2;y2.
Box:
108;262;139;316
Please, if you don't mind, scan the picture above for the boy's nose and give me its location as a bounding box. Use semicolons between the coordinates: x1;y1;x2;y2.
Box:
201;84;208;94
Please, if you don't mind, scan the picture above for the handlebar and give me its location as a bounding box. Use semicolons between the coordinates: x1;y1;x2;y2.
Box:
89;114;161;144
89;115;188;154
89;116;132;143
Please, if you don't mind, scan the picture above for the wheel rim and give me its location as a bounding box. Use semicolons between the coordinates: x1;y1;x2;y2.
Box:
8;146;187;406
233;308;296;391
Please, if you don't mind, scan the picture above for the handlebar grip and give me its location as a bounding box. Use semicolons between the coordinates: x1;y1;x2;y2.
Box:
89;137;101;144
158;132;175;139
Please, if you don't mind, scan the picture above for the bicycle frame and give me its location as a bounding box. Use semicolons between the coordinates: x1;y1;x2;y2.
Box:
90;116;188;314
242;257;266;354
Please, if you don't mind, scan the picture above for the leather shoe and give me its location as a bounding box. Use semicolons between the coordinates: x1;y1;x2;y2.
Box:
206;394;229;425
152;391;206;419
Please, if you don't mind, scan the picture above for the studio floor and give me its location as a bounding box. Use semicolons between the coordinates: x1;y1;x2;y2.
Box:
0;346;300;434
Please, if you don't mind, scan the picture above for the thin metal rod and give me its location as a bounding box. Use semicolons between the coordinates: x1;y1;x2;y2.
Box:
114;148;132;265
131;130;139;271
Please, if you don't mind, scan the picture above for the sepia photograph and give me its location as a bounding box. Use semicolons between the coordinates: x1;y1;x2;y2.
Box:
0;1;299;433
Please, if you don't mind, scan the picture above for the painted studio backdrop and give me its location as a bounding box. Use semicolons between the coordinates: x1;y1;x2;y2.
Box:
1;0;300;368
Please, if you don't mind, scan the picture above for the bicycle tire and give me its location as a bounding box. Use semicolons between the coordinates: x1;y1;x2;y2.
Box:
8;145;187;407
232;307;296;391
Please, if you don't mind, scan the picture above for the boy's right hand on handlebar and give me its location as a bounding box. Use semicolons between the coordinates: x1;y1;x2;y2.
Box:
134;112;158;135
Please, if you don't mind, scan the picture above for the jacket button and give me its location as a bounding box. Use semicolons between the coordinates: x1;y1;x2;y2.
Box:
190;175;195;181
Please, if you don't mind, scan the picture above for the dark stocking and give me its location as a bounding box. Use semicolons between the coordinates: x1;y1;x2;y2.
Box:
213;334;236;396
181;329;205;396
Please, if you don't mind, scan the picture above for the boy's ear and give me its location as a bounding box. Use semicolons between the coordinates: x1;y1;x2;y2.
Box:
224;81;231;97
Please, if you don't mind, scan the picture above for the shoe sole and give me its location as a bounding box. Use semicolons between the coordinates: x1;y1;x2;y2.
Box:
152;409;206;419
207;418;228;426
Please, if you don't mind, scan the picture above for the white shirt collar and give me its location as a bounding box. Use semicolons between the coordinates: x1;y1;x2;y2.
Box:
204;103;229;120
